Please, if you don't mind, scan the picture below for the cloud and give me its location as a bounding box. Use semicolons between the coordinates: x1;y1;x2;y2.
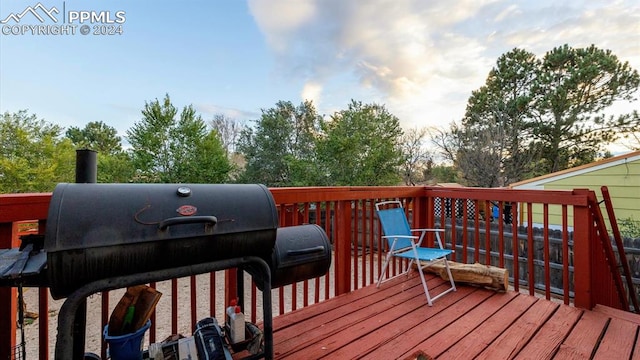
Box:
249;0;640;128
248;0;317;53
301;81;323;105
195;103;260;121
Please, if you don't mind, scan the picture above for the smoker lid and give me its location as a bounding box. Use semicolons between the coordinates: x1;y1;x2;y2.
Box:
45;183;279;253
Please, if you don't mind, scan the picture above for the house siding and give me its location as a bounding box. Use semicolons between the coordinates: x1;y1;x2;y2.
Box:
512;152;640;229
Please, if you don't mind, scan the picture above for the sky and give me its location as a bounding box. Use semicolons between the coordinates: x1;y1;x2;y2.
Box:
1;0;639;150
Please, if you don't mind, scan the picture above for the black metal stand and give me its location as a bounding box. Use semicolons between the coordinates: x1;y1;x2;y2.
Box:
55;256;273;360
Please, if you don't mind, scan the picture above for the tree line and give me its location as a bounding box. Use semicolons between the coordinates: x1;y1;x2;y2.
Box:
433;45;640;187
1;44;638;193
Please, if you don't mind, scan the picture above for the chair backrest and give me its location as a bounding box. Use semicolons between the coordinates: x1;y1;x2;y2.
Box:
376;202;413;251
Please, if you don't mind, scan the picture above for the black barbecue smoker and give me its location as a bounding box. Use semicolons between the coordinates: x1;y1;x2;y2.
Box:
0;180;331;359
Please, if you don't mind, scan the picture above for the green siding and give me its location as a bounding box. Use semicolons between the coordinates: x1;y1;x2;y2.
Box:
520;158;640;228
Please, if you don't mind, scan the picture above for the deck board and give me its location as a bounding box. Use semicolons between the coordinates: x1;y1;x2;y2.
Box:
552;310;607;359
437;293;536;359
269;272;640;359
592;316;637;360
359;286;489;360
512;303;583;359
410;290;518;358
331;283;482;359
274;276;429;357
475;299;559;359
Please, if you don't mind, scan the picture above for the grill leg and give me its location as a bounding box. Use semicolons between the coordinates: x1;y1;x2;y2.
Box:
256;262;273;360
72;301;86;360
54;257;275;360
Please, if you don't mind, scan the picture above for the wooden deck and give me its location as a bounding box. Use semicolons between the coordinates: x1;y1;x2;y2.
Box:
269;272;640;359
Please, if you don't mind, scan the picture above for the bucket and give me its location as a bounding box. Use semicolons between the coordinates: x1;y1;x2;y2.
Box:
103;320;151;360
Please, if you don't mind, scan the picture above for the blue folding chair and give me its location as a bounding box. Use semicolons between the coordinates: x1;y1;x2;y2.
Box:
375;200;456;306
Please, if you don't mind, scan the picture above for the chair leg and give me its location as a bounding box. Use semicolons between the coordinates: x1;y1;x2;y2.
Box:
416;261;433;306
443;259;457;293
425;259;457;305
376;251;394;288
404;259;414;278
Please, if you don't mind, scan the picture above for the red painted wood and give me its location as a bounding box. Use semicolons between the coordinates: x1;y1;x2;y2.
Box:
270;186;424;204
527;202;535;296
353;201;359;291
485;200;491;265
326;286;484;360
0;193;51;223
278;287;285;316
269;278;639;360
440;294;537;359
425;187;588;205
208;274;215;318
589;192;627;310
171;278;178;335
274;274;426;332
101;291;109;360
279;293;436;359
562;206;570;305
450;198;457;252
592;304;640;325
291;282;298;311
572;189;593;309
512;303;583;359
475;298;558;359
462;199;469;263
330;287;477;359
0;185;628;357
0;223;16;360
368;201;374;286
225;269;238;316
335;200;351;296
190;275;197;333
39;288;49;360
357;287;488;360
149;282;157;343
511;203;520;292
250;282;257;324
592;317;637;359
325;201;332;300
543;203;551;299
498;201;504;267
553;310;608;359
273;277;430;357
412;291;518;358
602;186;640;313
474;200;480;263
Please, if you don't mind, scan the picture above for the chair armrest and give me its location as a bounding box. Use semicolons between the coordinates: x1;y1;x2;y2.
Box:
410;229;446;249
381;235;418;239
410;228;444;233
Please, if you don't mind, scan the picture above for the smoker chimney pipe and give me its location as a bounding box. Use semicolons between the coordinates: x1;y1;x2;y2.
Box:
75;149;97;184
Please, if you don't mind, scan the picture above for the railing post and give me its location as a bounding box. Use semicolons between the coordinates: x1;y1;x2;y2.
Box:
412;195;430;245
335;200;352;295
572;189;594;310
38;220;48;360
0;222;16;360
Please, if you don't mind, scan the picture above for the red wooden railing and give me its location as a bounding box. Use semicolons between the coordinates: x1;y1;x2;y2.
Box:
0;186;627;359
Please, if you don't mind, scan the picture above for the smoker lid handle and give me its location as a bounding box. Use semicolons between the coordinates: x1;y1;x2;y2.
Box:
158;216;218;231
286;246;325;256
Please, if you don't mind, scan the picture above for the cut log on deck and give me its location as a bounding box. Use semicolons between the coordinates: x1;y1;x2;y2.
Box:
420;261;509;291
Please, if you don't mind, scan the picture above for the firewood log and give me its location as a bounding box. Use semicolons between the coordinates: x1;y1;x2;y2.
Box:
420;261;509;291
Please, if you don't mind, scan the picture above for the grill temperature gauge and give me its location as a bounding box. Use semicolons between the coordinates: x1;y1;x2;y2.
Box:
176;186;192;197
